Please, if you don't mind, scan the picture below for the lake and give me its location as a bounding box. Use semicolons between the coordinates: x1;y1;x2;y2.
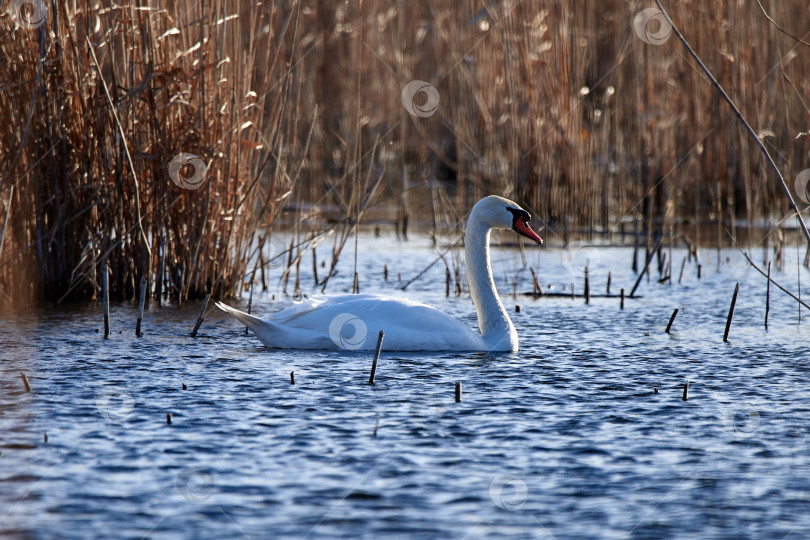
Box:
2;233;809;539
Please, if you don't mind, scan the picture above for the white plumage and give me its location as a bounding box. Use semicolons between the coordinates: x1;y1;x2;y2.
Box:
216;195;543;352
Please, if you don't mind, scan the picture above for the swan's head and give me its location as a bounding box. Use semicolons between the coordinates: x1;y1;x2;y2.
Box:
472;196;544;245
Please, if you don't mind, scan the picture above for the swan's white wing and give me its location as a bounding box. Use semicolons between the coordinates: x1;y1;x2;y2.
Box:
268;294;387;323
216;295;492;351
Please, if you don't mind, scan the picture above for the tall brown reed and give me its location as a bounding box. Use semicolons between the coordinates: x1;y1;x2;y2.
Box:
1;1;808;306
0;0;313;305
284;0;809;252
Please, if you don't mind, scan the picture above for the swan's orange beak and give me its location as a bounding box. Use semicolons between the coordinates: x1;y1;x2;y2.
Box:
514;217;543;245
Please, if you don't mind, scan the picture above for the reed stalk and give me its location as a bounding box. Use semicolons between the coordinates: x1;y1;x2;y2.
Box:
1;1;807;306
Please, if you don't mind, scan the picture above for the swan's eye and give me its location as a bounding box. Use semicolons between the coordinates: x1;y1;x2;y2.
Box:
505;206;530;227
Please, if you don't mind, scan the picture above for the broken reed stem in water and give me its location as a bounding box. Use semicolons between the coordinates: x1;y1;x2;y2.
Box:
245;271;255;336
191;293;211;337
798;234;802;323
620;288;625;309
166;413;172;425
21;372;31;392
697;264;702;279
102;263;110;338
584;265;590;304
530;267;542;296
290;371;295;385
455;382;462;403
665;308;679;333
606;271;611;294
136;277;147;337
368;330;384;385
311;248;318;285
765;261;771;329
723;283;740;342
739;250;810;310
630;235;664;297
260;250;267;291
682;379;689;401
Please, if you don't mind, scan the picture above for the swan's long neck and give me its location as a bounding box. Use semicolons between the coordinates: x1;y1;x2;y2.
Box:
465;217;518;350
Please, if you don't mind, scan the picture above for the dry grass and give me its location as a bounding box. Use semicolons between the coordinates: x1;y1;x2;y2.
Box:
1;1;809;305
0;0;309;304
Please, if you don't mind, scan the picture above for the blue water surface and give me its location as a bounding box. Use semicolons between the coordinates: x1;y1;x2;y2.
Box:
2;234;809;539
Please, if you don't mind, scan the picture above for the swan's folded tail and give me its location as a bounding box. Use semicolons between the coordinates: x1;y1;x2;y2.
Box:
215;301;274;338
214;301;332;349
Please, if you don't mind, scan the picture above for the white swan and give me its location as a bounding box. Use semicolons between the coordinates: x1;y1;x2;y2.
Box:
215;195;543;352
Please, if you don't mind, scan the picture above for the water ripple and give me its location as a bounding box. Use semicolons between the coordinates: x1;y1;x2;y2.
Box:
2;243;810;538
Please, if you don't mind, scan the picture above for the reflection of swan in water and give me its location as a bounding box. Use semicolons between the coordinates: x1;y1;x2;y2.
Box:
216;195;543;352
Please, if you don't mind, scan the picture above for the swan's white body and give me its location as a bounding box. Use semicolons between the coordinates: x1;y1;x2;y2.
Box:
216;293;491;351
216;195;542;352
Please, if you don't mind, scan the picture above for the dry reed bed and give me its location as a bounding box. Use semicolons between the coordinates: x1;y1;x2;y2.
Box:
0;0;313;304
0;1;808;306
